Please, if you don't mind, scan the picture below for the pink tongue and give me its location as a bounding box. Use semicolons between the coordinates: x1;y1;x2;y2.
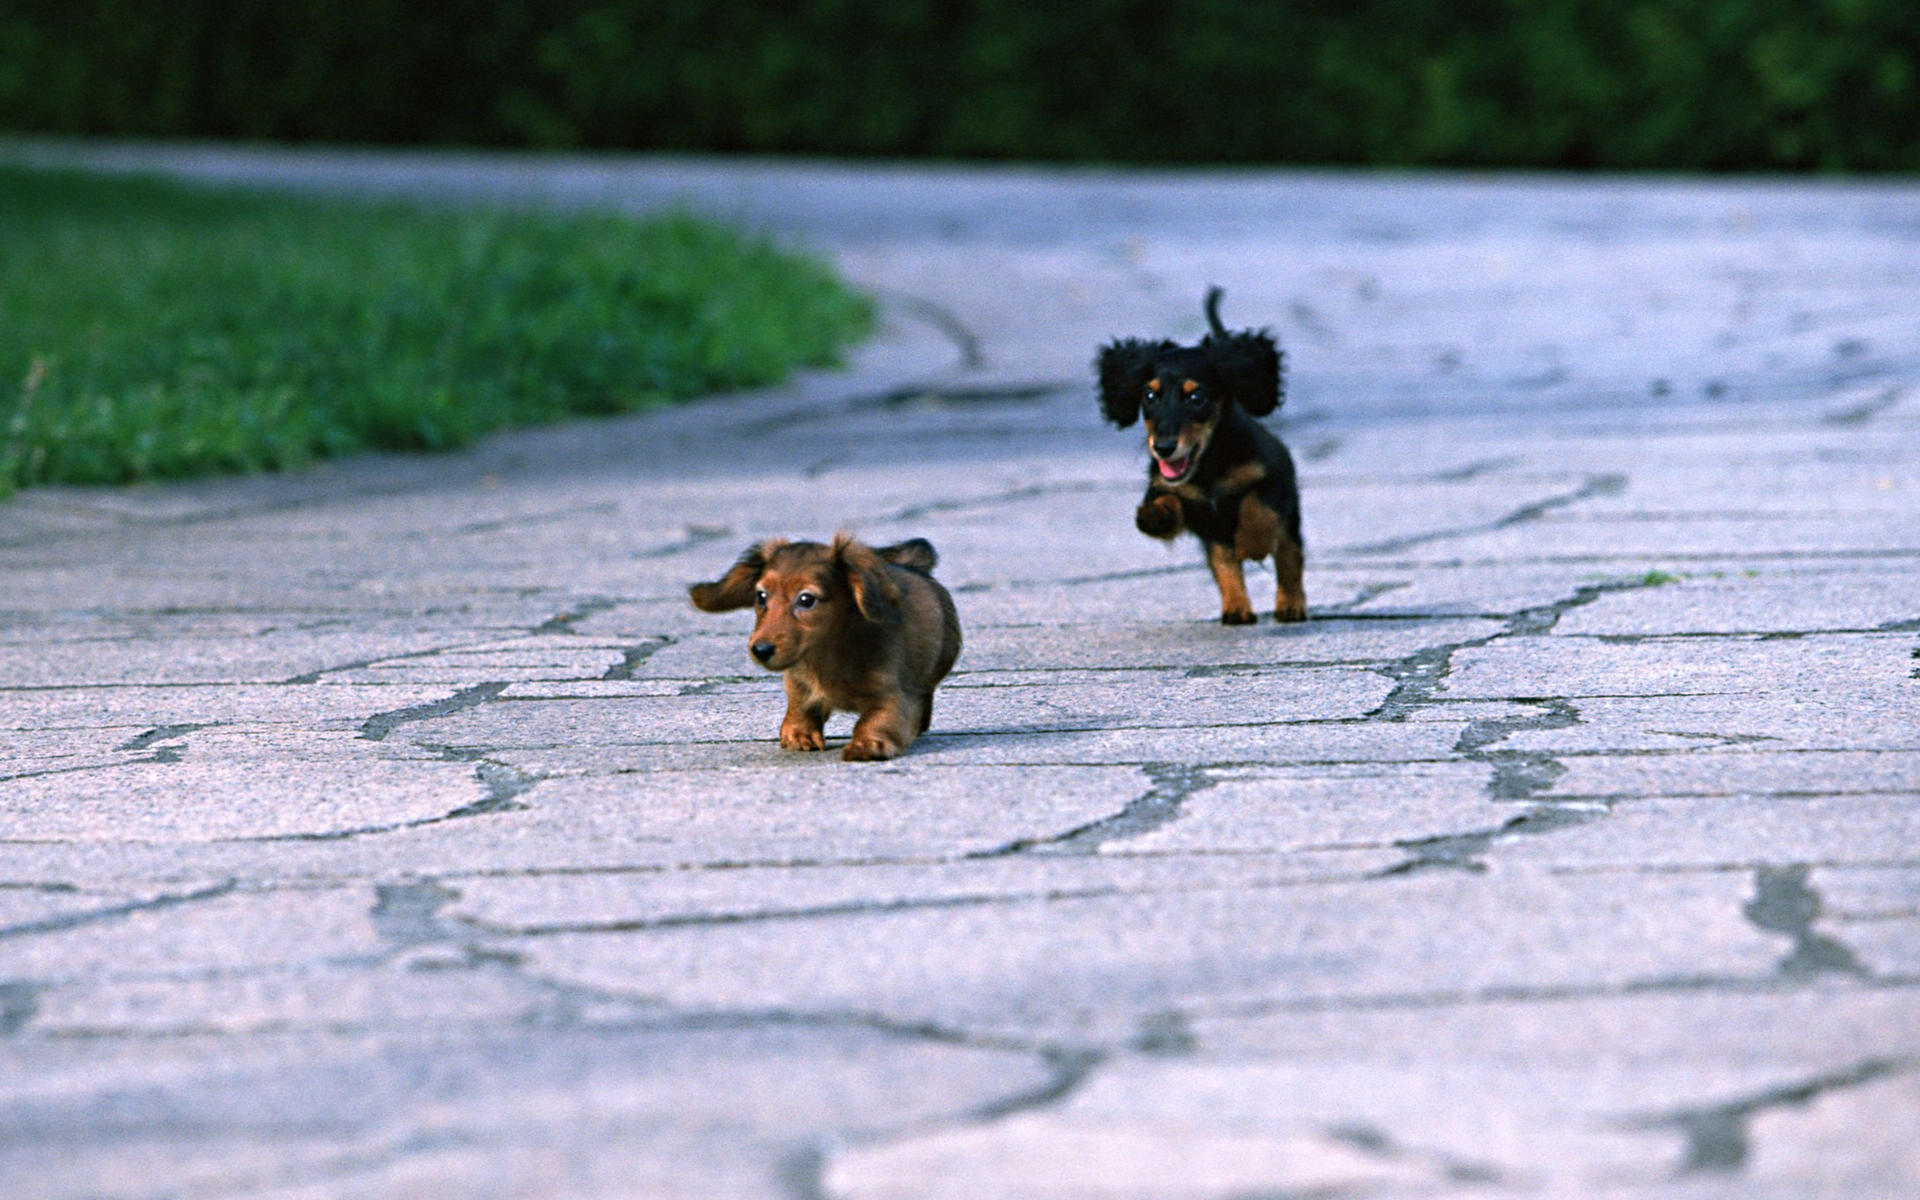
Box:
1158;456;1188;480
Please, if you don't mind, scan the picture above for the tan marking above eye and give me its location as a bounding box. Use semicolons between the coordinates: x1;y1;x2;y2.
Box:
1181;379;1199;394
1146;377;1161;391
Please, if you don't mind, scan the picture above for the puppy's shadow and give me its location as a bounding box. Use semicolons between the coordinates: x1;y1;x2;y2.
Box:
908;723;1107;756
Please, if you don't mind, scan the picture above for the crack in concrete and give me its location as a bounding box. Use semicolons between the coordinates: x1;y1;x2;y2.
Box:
468;888;1032;936
1314;581;1410;615
1345;473;1628;556
1361;577;1672;873
1362;584;1639;721
1454;698;1582;801
778;1142;832;1200
970;763;1219;857
1380;803;1607;877
0;755;184;785
857;381;1072;411
883;292;986;370
966;1045;1106;1122
461;758;542;812
366;877;533;978
1595;623;1920;645
358;682;508;742
1743;865;1870;980
457;860;1404;939
114;723;212;752
1132;1009;1198;1056
283;638;501;685
532;597;617;635
639;1000;1109;1193
1431;455;1522;481
1629;1055;1917;1175
370;879;462;948
1369;643;1461;723
1643;729;1780;750
1220;971;1920;1022
216;753;539;843
1326;1122;1507;1186
207;1128;486;1198
601;636;673;681
0;879;239;941
1299;436;1345;464
0;981;39;1036
1821;385;1904;427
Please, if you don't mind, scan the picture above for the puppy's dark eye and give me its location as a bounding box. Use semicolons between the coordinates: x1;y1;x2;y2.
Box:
754;589;768;607
794;592;818;610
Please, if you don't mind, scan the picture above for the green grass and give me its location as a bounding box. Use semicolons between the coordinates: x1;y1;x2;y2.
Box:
0;167;873;493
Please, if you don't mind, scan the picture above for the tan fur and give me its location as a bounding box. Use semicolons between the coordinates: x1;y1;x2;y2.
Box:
690;535;961;761
1228;493;1307;621
1218;461;1268;493
1207;542;1256;624
1233;491;1280;562
1273;533;1307;622
1143;413;1219;484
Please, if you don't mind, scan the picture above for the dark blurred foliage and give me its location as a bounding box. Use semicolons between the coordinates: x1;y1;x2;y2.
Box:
3;0;1915;168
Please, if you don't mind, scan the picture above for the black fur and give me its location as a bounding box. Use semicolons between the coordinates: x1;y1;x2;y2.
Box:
1094;287;1307;623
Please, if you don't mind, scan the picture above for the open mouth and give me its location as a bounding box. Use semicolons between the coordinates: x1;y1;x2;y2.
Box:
1155;453;1194;482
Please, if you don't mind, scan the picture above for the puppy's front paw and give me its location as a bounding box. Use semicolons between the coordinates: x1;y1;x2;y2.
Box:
1220;607;1258;625
1136;497;1182;539
841;734;899;762
780;725;826;751
1274;597;1308;623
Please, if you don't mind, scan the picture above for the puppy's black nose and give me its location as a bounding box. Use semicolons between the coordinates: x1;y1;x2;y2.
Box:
751;641;776;663
1152;438;1181;460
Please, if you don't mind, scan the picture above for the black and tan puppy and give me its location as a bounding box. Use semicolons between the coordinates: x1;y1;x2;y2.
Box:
1097;287;1306;624
689;534;961;761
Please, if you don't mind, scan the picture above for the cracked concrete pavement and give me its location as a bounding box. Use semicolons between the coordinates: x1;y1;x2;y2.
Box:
2;141;1918;1198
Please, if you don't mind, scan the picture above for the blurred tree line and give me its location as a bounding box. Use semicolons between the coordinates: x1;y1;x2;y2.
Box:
2;0;1915;169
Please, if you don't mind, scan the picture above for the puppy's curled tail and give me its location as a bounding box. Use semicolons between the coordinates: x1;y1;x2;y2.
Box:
1204;285;1227;337
875;537;939;575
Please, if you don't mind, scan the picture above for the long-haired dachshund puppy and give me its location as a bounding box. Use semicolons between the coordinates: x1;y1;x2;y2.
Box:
690;534;961;761
1097;287;1306;624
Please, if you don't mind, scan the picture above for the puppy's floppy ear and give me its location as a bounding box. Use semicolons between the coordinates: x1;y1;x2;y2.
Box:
689;539;783;612
1207;329;1284;417
1095;338;1166;428
833;533;903;626
874;537;937;575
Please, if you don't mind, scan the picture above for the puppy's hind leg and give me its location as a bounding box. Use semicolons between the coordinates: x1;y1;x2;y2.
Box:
844;695;921;761
1207;542;1257;625
1273;532;1308;622
1236;492;1306;622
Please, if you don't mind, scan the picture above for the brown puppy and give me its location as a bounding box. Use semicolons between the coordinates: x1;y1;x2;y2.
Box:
689;534;961;761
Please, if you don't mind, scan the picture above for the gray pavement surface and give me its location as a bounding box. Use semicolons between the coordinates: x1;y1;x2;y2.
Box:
2;140;1918;1198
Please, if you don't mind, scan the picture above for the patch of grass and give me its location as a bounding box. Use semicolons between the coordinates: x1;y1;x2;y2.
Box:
0;167;872;493
1640;569;1685;587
